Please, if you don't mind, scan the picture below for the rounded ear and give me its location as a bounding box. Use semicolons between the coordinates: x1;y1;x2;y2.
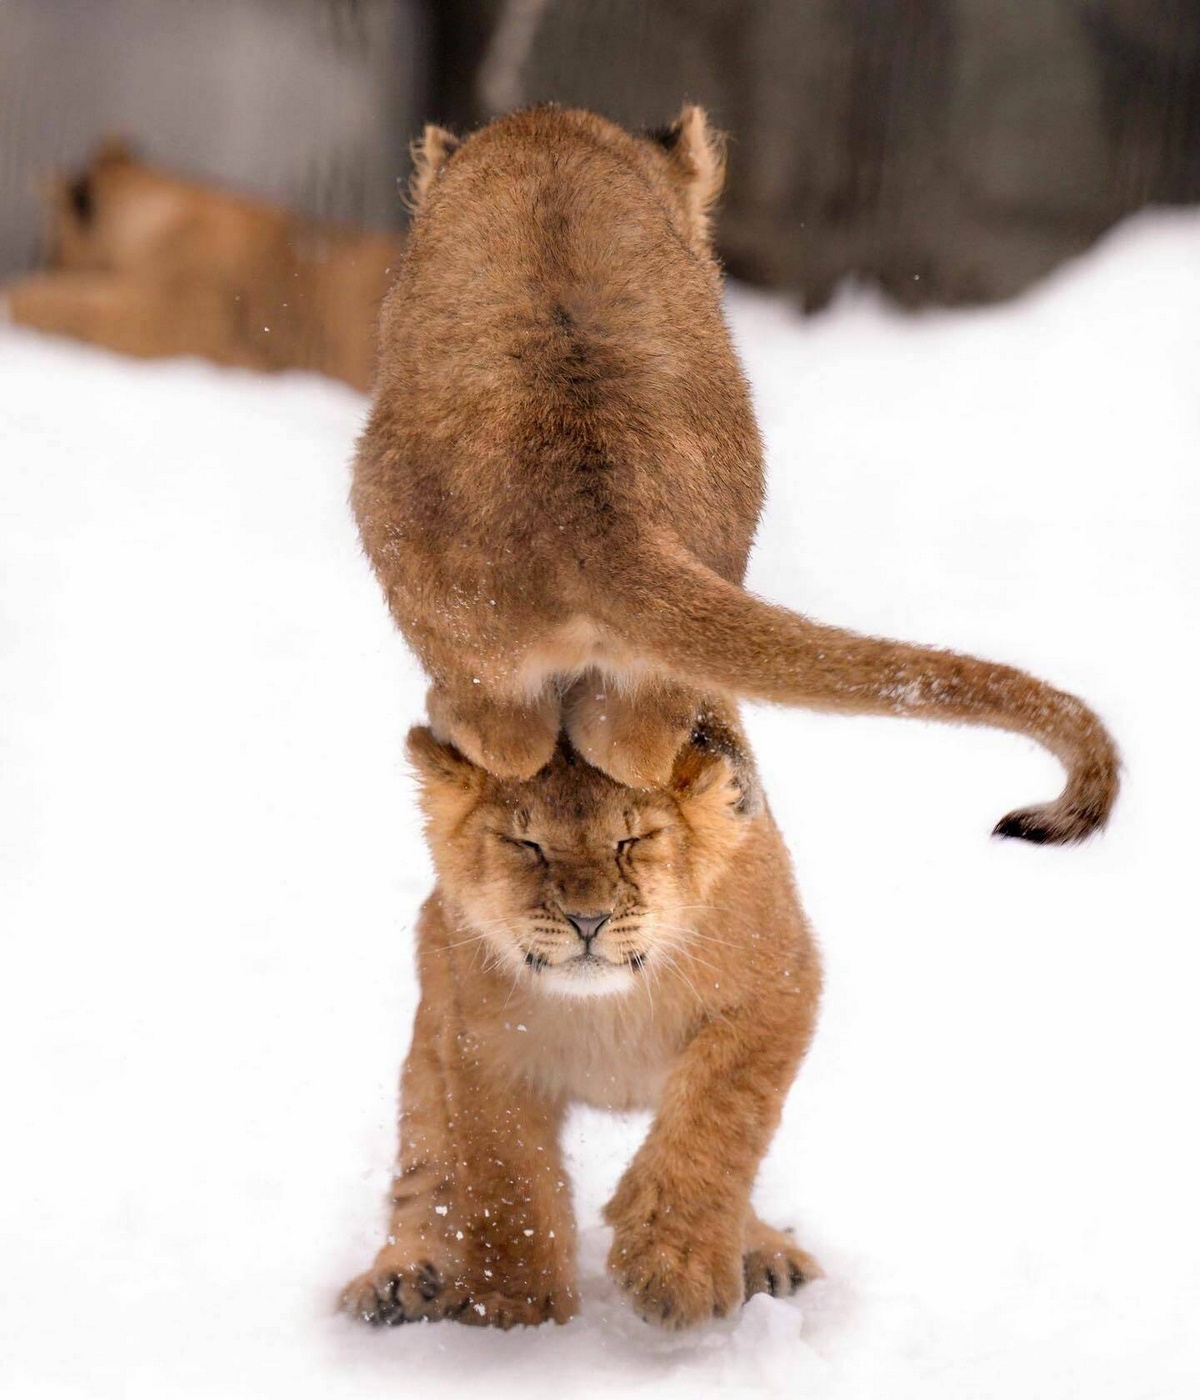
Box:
406;725;480;795
670;739;743;817
407;124;461;214
92;134;137;167
647;104;726;252
670;735;751;885
43;136;137;220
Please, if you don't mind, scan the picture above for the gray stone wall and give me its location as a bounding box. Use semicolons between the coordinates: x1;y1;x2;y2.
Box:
3;1;1196;306
0;0;425;274
447;0;1200;308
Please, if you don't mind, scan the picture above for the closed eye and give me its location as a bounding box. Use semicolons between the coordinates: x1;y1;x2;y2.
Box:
617;830;663;856
500;834;546;862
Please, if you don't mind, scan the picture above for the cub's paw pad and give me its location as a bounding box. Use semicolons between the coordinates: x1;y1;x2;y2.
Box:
341;1258;458;1326
742;1240;821;1299
457;1289;570;1330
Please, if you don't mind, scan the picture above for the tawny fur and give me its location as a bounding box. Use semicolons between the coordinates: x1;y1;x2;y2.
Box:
353;103;1119;843
3;140;403;391
342;722;822;1331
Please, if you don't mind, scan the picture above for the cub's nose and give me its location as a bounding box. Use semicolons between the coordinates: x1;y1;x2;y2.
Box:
564;912;611;945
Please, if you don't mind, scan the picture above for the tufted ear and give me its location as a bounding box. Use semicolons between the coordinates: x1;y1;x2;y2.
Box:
647;104;726;252
407;124;461;214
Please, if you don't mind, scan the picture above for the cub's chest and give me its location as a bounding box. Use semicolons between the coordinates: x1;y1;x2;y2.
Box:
492;999;679;1112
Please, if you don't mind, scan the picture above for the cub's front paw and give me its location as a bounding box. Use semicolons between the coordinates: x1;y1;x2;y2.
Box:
342;1247;575;1330
608;1223;743;1329
742;1237;820;1299
458;1287;575;1330
605;1174;742;1329
742;1215;822;1300
341;1249;465;1326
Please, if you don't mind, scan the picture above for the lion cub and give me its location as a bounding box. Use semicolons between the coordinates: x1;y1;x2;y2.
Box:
354;103;1118;845
342;722;821;1330
4;140;402;391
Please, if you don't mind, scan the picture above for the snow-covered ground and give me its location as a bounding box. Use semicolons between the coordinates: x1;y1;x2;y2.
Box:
3;210;1199;1399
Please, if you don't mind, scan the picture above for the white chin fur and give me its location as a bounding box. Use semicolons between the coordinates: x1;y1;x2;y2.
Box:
542;960;634;1000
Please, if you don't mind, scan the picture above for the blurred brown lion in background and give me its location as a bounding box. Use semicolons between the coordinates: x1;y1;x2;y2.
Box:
2;139;402;391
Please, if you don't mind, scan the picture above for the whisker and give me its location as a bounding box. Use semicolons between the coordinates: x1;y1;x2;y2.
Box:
438;932;495;953
681;930;743;949
651;922;742;949
656;948;708;1007
641;956;656;1023
651;926;745;961
501;966;523;1011
662;943;725;979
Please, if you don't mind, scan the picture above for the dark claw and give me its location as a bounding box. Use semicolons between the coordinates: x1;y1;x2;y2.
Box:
416;1260;442;1301
374;1275;411;1326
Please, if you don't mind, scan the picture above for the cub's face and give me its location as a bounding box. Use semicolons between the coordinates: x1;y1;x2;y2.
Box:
408;729;747;1000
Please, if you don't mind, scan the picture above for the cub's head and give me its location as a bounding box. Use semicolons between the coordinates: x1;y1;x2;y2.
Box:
408;727;749;1000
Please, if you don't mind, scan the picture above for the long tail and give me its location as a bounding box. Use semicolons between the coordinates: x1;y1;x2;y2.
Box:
604;532;1119;844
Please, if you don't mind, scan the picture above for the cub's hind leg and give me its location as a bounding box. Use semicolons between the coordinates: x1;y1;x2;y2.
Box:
564;673;705;788
563;674;690;788
742;1211;821;1300
565;674;760;808
427;681;559;781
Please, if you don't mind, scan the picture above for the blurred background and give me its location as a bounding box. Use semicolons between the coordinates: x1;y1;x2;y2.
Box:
2;0;1198;311
4;8;1200;1397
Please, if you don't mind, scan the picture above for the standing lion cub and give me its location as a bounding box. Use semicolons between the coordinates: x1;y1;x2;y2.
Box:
353;103;1118;844
342;722;821;1330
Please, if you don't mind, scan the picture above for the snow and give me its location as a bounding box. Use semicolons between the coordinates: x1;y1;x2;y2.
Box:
3;209;1199;1398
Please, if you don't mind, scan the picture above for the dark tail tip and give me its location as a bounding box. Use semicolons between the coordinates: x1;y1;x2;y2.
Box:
992;799;1108;846
993;811;1054;844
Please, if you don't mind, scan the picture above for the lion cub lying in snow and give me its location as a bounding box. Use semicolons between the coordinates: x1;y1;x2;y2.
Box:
4;140;401;391
343;721;821;1330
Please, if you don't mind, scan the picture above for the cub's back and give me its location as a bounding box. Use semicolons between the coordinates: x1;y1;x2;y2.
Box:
359;107;762;588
